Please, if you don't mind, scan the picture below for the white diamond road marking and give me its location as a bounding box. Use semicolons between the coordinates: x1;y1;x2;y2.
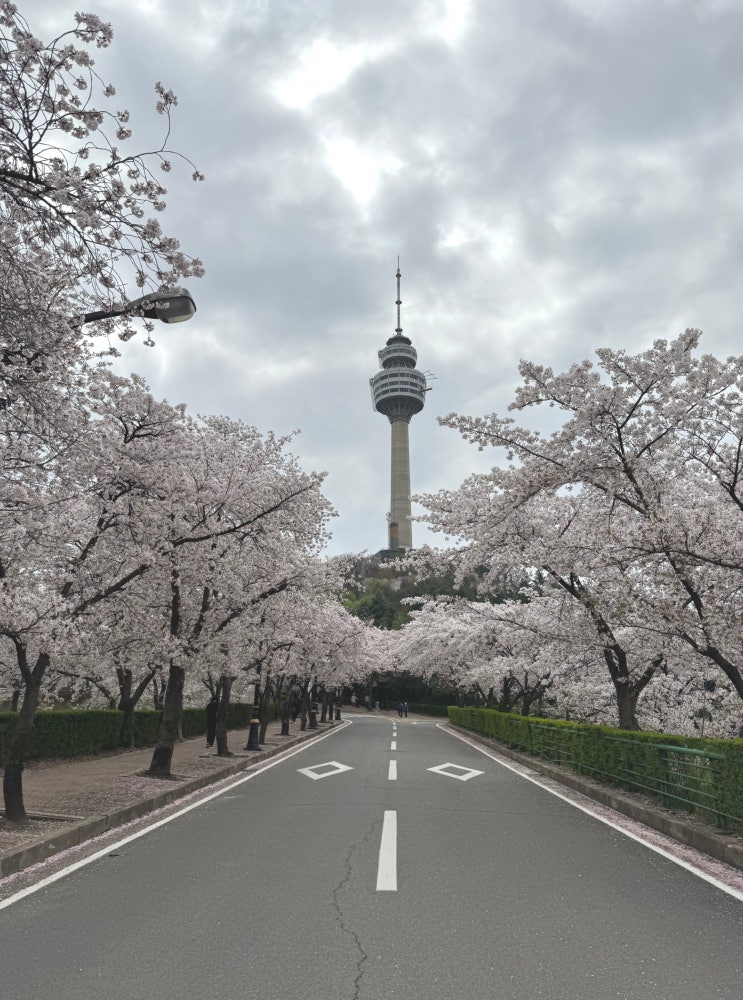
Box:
427;762;484;782
298;761;354;780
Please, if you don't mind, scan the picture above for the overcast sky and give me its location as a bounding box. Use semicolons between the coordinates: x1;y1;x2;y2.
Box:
33;0;743;556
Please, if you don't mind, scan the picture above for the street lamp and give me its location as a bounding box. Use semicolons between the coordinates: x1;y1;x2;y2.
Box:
79;287;197;326
1;289;198;411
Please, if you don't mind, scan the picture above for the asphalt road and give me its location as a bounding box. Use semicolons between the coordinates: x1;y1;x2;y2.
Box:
2;716;743;999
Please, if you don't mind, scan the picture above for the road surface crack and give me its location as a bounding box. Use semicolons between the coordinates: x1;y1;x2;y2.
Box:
331;820;378;1000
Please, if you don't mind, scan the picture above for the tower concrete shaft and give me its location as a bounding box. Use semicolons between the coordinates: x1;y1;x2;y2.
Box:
389;418;412;549
369;265;428;550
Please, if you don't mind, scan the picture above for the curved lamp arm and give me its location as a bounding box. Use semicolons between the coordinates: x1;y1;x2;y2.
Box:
78;288;197;326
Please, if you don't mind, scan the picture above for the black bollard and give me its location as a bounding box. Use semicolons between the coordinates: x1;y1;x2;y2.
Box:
335;706;341;721
244;713;261;751
309;702;318;729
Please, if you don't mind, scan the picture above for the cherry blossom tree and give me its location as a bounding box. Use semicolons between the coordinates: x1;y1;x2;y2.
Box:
168;552;337;755
0;2;203;313
0;3;211;816
131;418;333;777
1;372;187;817
416;479;667;728
307;598;381;722
396;595;569;716
45;588;166;746
1;366;339;811
418;332;743;730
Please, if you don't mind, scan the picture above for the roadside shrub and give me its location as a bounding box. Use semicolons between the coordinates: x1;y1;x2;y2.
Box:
0;703;255;765
407;703;449;717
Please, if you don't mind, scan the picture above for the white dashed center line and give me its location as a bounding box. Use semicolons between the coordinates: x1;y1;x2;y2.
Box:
376;810;397;891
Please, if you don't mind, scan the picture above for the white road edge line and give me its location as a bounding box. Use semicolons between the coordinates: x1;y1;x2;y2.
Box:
0;721;352;911
438;723;743;905
388;760;397;781
376;810;397;891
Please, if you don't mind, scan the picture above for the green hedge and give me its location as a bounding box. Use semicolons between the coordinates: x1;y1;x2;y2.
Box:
0;702;255;765
408;703;450;717
448;707;743;831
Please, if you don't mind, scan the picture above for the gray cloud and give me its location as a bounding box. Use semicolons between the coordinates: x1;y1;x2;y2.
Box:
28;0;743;554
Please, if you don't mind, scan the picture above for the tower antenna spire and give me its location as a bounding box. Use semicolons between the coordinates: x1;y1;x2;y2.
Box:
395;257;402;336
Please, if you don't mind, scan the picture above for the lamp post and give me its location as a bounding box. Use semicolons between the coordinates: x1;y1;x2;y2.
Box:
245;667;262;751
245;709;261;751
78;287;197;326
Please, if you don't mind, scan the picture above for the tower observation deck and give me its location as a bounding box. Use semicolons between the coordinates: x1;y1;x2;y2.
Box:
370;265;428;550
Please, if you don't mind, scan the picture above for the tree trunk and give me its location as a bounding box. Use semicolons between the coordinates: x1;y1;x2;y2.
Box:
552;569;649;731
117;668;135;748
320;687;328;723
3;652;48;822
300;685;310;731
152;676;166;711
497;676;516;713
117;666;157;748
259;717;270;744
146;661;185;777
118;704;136;749
257;676;272;744
613;679;641;730
215;675;234;757
279;687;291;736
604;647;647;731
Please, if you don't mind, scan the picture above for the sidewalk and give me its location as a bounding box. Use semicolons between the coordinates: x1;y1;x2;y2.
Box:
0;716;340;878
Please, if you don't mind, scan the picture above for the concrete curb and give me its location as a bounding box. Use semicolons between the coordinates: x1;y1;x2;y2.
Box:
1;724;338;878
447;724;743;872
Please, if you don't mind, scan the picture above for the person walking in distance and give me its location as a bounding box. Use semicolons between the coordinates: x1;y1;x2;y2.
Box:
206;695;218;749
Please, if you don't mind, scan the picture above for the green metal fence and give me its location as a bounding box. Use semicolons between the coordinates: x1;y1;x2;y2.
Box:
534;725;730;828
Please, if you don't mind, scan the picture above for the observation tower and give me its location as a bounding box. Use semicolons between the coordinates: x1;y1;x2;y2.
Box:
370;264;428;550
